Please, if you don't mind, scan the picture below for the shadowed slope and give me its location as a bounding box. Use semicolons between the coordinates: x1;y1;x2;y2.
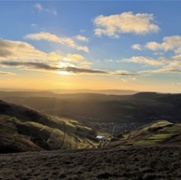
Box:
2;92;181;124
0;100;97;153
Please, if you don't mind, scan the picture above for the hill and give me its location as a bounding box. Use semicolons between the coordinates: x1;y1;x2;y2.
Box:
109;120;181;147
1;91;181;135
1;92;181;123
52;89;138;95
0;100;97;153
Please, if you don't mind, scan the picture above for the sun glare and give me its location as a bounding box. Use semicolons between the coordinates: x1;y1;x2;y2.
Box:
58;71;70;75
56;62;72;75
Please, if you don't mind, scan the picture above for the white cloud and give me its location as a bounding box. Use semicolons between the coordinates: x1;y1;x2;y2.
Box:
0;38;93;74
25;32;89;52
147;67;181;74
146;42;161;51
125;56;166;66
25;32;75;47
94;12;159;38
76;46;89;52
64;54;84;62
172;54;181;60
162;36;181;52
0;38;47;62
0;38;151;76
34;3;57;15
146;36;181;53
34;3;43;11
0;38;89;64
76;35;89;42
124;54;181;75
131;44;142;50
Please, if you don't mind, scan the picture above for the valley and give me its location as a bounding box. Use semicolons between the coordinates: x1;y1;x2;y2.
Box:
1;91;181;179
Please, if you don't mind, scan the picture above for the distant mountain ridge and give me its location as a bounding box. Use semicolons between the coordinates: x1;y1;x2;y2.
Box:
52;89;138;95
0;89;138;96
1;91;181;124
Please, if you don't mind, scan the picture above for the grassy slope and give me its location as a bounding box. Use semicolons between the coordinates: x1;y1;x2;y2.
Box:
0;115;42;153
0;100;98;153
110;120;181;147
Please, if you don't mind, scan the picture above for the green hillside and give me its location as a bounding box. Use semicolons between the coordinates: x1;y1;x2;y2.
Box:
0;100;98;153
110;120;181;147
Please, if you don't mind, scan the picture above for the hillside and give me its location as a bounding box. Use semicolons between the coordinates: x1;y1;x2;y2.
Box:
1;92;181;128
109;120;181;147
0;100;98;153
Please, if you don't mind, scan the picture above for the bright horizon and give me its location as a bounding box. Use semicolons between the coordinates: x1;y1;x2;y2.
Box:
1;1;181;93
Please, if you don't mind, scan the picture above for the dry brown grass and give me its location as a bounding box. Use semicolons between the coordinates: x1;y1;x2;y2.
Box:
0;145;181;179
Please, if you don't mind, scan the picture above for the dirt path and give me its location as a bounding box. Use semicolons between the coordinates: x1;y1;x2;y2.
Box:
0;145;181;180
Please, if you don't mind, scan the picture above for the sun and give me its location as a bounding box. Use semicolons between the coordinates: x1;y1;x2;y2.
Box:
56;62;72;75
58;71;70;75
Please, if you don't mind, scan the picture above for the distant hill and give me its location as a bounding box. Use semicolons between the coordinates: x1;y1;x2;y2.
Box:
1;92;181;124
0;91;56;98
52;89;138;95
0;100;97;153
0;89;137;97
129;92;165;100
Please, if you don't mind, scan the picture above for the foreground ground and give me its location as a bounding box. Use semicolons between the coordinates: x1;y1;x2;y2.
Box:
0;145;181;180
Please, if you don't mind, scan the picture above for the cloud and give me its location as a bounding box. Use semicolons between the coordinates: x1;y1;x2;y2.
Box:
76;46;89;52
144;67;181;74
156;68;181;74
125;56;166;66
34;3;43;11
0;38;97;74
123;54;181;75
76;35;89;42
34;3;57;15
25;32;75;47
0;38;91;69
131;44;142;50
146;42;161;51
0;60;147;76
3;38;181;77
146;36;181;53
113;70;144;76
0;61;108;74
172;54;181;60
0;70;14;75
1;61;58;70
25;32;89;52
64;67;108;74
64;54;84;62
0;38;47;61
94;12;159;38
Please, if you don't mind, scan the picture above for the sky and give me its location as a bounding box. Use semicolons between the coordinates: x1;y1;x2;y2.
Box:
0;1;181;93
